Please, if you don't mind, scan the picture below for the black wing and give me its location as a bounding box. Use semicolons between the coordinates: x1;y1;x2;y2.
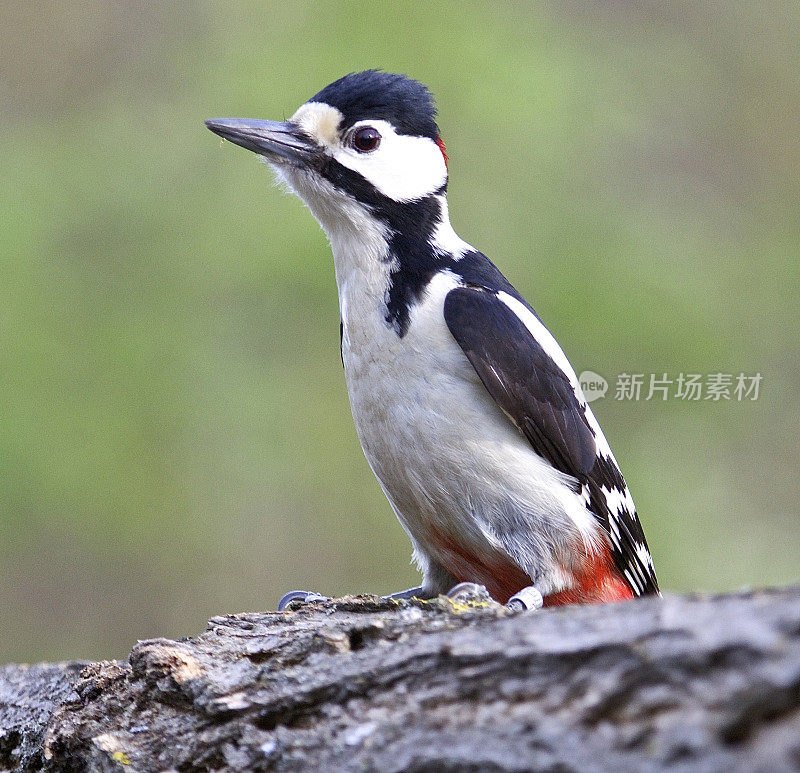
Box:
443;285;659;595
443;286;596;484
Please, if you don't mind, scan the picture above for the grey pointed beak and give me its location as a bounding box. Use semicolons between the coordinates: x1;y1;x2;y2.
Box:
205;118;318;163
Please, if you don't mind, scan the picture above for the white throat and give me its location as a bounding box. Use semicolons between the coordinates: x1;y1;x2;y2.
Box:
276;164;393;315
325;200;393;304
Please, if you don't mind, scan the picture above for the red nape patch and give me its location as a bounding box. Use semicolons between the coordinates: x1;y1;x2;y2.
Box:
436;136;449;169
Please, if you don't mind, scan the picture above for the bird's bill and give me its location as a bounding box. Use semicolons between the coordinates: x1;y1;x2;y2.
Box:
205;118;317;163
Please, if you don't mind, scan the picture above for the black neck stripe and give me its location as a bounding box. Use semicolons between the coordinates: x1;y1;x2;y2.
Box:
319;157;522;337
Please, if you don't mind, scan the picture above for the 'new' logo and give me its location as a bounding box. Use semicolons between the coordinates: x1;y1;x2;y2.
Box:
578;371;608;402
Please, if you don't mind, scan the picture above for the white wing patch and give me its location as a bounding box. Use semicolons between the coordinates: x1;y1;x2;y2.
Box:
496;292;583;398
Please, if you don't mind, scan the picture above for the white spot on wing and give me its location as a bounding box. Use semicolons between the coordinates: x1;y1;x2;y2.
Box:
601;485;636;516
635;540;655;571
583;408;613;459
624;567;642;594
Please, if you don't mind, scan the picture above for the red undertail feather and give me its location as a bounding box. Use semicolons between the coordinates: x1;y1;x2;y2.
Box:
430;525;633;606
427;523;532;604
542;544;634;607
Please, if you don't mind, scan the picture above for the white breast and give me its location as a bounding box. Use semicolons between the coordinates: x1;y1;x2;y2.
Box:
339;266;600;596
272;149;602;596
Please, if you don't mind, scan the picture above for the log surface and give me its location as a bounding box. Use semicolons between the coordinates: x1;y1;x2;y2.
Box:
2;587;800;771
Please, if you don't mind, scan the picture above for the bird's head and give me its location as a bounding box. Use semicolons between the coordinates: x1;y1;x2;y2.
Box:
206;71;451;239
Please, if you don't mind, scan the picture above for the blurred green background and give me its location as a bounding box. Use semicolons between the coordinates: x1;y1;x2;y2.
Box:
2;1;798;663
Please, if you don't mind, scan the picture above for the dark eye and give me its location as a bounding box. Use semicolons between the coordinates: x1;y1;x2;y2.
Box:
352;126;381;152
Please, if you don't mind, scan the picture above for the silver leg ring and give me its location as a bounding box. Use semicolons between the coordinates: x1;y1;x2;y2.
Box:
507;586;544;611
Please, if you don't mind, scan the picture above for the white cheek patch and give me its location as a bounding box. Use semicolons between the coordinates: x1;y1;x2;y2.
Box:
333;120;448;202
290;101;343;148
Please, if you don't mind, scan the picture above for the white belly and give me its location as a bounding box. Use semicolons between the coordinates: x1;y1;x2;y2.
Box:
340;272;599;595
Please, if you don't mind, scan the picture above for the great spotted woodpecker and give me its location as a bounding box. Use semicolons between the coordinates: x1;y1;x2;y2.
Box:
206;70;659;610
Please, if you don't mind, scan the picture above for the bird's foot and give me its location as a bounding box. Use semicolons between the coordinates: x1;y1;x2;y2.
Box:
277;590;330;611
446;582;492;604
278;583;522;611
382;586;428;600
279;585;431;610
506;585;544;611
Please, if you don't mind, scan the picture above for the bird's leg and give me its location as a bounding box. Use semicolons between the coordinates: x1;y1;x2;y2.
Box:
383;585;429;600
277;590;330;611
279;583;545;610
506;585;544;611
444;580;544;610
277;585;434;611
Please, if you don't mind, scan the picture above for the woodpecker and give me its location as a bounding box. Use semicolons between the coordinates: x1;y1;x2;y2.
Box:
206;70;659;610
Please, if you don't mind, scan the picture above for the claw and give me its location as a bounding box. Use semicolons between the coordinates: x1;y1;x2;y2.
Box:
383;586;426;601
446;582;491;604
506;586;544;611
277;590;330;611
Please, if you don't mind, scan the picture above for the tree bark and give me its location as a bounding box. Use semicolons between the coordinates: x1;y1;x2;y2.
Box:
2;587;800;771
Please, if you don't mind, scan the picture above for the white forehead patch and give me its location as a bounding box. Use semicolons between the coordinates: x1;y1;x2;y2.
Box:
290;101;343;148
333;119;448;203
287;106;448;203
